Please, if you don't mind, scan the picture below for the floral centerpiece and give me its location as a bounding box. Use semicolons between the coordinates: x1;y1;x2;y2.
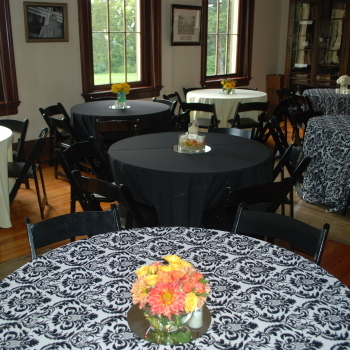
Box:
131;254;210;345
221;78;237;94
111;82;131;108
336;75;350;94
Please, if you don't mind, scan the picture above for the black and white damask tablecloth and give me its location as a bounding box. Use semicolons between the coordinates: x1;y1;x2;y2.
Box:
1;227;350;349
303;115;350;212
303;88;350;115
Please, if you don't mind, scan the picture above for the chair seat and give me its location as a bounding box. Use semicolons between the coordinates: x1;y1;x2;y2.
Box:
8;162;38;179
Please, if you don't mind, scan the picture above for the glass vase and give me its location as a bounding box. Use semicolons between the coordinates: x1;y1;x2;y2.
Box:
117;91;127;108
143;308;193;345
340;84;348;94
223;88;232;94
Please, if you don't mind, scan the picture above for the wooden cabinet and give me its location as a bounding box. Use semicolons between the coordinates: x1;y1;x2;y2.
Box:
284;0;350;91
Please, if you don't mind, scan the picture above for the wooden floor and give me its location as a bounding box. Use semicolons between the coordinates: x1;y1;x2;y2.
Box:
1;135;350;287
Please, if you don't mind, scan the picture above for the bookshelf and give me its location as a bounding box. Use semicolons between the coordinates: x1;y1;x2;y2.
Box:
284;0;350;91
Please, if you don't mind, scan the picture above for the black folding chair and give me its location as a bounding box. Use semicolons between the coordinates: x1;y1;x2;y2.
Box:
202;178;294;231
232;203;330;265
25;203;121;260
39;102;71;166
0;118;29;162
9;128;48;219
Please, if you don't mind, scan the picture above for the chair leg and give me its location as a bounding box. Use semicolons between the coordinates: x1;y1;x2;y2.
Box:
24;178;31;189
48;133;54;167
70;191;76;213
33;165;48;220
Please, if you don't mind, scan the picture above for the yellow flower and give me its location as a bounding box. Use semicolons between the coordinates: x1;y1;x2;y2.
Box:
163;255;182;264
111;82;130;94
184;292;198;313
135;265;150;277
144;274;159;286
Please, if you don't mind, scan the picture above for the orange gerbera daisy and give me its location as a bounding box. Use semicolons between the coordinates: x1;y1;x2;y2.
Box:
147;281;186;319
131;277;149;308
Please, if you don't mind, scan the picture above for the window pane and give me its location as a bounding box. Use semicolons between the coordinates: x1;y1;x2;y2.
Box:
218;1;228;34
110;0;124;32
208;0;217;33
91;0;107;32
207;34;216;76
206;0;240;76
125;0;137;32
93;32;110;85
92;0;141;85
228;34;237;74
217;34;227;74
110;32;125;82
126;32;140;81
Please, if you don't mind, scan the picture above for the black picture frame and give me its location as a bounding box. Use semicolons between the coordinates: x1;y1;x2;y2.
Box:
171;4;202;46
24;2;68;42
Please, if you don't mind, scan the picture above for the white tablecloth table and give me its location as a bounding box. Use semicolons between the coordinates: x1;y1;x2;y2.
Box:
0;126;13;228
187;88;268;127
0;227;349;349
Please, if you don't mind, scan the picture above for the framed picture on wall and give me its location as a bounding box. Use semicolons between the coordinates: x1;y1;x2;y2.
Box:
171;5;202;46
24;2;68;42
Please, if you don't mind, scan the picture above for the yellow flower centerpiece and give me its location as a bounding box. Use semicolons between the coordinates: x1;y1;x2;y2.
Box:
111;82;130;108
131;254;210;345
221;78;237;94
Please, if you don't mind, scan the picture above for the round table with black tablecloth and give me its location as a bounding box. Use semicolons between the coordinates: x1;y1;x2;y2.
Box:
1;227;349;350
108;132;272;227
70;100;171;139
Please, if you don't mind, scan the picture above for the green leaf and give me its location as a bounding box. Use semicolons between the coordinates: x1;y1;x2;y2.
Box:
172;329;192;344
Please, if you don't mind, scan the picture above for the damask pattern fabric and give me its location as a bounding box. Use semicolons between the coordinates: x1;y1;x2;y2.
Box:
1;227;350;349
303;88;350;115
303;115;350;212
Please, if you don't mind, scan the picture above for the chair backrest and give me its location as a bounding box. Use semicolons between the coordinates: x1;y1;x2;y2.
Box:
181;101;219;129
87;96;117;101
232;203;330;265
39;102;70;130
0;118;29;161
61;137;114;182
272;143;308;181
231;101;269;128
235;87;258;90
276;87;293;100
25;203;121;261
236;101;269;114
9;128;48;204
152;97;177;116
95;119;140;152
163;91;183;114
267;115;290;158
270;98;289;123
183;87;205;98
207;178;294;230
50;116;81;145
173;109;191;131
209;127;252;139
74;171;149;228
55;147;103;212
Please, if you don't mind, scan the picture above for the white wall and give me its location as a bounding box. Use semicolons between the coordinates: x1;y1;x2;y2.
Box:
7;0;289;140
